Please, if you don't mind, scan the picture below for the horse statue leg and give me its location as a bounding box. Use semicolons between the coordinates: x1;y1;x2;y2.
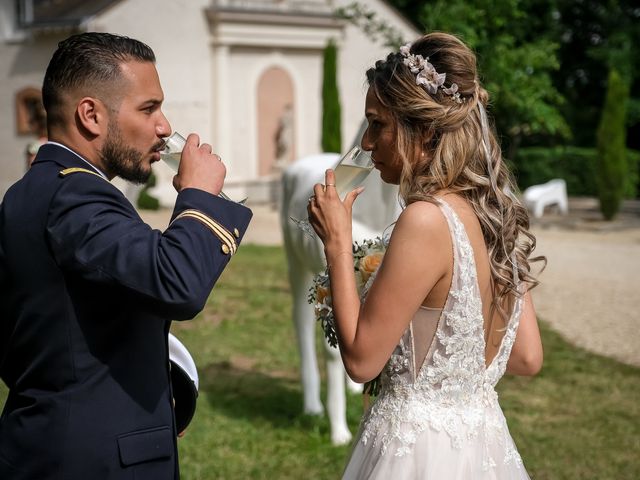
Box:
323;337;353;445
288;254;324;416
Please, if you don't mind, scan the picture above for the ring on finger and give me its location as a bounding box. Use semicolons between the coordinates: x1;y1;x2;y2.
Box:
308;194;315;203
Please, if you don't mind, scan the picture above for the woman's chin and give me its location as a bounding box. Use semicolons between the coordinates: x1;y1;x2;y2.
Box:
379;171;400;185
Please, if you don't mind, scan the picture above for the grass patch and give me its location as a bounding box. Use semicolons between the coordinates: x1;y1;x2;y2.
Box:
1;245;638;478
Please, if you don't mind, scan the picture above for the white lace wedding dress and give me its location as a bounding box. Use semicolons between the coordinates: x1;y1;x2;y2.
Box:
343;199;531;479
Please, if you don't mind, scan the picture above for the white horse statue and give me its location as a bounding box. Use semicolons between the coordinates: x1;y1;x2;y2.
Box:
280;151;401;445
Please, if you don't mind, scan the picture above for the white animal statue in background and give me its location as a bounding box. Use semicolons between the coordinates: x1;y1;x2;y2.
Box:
522;178;569;219
281;152;401;445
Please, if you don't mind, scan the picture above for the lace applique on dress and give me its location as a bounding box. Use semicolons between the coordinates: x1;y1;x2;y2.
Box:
354;198;526;472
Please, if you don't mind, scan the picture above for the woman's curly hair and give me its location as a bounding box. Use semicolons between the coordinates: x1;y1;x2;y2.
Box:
366;32;545;323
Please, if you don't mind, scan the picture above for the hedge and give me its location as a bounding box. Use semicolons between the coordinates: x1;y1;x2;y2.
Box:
511;146;639;198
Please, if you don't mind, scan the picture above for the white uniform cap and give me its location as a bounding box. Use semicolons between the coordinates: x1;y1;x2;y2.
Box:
168;332;199;389
168;333;199;432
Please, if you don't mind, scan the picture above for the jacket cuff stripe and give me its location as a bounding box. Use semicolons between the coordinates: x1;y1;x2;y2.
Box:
180;210;237;253
171;209;237;254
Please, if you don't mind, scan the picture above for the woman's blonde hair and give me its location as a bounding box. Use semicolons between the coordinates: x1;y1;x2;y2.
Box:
366;32;544;320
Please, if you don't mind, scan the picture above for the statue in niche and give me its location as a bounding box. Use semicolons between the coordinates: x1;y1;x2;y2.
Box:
273;104;294;172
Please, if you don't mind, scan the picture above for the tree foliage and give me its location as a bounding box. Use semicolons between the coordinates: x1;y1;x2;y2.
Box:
596;69;629;220
341;0;640;187
336;3;405;48
551;0;640;148
321;39;342;153
340;1;570;158
415;0;570;156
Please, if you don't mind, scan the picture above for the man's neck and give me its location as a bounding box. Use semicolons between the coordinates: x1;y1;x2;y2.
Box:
49;132;112;179
47;141;109;179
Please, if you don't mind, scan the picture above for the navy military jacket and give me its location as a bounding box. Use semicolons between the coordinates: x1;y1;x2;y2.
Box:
0;144;252;479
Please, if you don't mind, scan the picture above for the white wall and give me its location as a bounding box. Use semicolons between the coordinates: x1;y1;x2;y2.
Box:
88;0;213;138
0;31;61;196
335;0;420;150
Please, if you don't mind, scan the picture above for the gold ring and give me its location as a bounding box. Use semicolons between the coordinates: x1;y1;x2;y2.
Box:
325;183;335;187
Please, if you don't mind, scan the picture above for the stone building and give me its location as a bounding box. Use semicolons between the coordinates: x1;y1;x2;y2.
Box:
0;0;418;202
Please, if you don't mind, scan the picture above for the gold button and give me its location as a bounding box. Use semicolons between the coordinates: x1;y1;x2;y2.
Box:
233;228;240;238
221;244;230;255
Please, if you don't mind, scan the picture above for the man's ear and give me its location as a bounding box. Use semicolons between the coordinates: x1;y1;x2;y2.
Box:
76;97;108;136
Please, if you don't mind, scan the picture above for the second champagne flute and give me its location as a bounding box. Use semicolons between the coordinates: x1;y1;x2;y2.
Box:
290;146;374;236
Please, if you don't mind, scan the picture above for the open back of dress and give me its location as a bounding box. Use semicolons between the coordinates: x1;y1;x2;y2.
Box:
342;198;529;480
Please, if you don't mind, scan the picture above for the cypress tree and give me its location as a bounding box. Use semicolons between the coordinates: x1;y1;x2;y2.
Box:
596;69;629;220
322;39;342;153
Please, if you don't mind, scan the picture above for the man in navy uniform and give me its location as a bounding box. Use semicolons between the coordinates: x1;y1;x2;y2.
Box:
0;32;252;479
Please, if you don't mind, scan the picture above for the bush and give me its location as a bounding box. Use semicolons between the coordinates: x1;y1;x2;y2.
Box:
596;69;630;219
137;173;160;210
321;39;341;153
511;146;639;198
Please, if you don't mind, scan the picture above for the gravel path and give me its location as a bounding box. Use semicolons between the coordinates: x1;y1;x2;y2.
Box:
140;198;640;367
530;199;640;367
532;226;640;366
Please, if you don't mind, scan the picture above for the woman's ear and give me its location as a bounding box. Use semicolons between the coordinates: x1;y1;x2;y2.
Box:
75;97;108;137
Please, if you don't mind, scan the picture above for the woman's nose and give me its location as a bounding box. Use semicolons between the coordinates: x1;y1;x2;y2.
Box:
360;129;373;151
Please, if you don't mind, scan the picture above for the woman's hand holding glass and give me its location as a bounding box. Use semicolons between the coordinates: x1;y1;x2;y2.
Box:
307;169;365;249
290;146;373;237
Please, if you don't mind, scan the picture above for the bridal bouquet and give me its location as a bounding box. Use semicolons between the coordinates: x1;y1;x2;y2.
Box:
308;236;389;349
308;236;389;397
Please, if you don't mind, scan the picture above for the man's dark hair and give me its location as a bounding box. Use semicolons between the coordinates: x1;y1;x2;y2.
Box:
42;32;156;129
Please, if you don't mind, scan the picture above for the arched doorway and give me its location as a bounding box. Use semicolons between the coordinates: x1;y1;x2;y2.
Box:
256;67;295;177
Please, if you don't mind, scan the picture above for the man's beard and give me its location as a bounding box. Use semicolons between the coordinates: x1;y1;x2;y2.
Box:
99;124;160;184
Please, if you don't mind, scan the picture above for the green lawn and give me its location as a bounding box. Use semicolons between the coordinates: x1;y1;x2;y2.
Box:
1;245;638;479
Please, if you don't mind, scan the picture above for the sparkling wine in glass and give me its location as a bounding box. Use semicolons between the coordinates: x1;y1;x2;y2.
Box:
160;132;245;204
290;146;374;236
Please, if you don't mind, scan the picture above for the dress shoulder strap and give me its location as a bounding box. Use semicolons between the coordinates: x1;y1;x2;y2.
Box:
433;197;476;277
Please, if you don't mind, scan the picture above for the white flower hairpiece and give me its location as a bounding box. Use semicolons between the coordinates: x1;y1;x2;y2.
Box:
399;43;463;103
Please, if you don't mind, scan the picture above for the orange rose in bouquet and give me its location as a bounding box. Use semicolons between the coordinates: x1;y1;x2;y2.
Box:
309;236;388;349
315;285;331;310
359;252;385;286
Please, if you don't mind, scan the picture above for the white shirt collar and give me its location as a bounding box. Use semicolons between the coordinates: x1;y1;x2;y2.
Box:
46;141;109;180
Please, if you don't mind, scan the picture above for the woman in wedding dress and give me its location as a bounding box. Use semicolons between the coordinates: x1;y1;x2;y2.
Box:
306;32;544;479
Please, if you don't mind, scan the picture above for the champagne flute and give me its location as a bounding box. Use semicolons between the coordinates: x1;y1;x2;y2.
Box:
161;132;246;204
290;146;374;237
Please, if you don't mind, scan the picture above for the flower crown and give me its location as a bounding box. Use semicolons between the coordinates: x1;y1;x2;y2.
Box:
399;43;463;103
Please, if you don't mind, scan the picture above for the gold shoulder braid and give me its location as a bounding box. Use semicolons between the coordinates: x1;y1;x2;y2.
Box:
59;167;105;180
